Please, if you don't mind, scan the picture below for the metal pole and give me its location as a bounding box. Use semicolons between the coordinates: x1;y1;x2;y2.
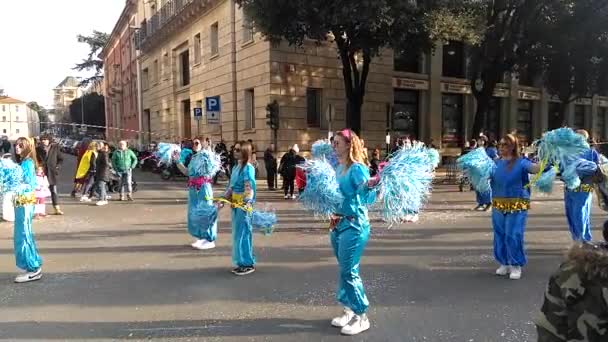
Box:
273;127;278;189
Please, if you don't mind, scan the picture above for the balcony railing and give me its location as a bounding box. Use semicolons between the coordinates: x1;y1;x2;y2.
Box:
139;0;196;50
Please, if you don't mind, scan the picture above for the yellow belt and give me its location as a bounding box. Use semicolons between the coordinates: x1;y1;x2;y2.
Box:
206;193;252;213
492;198;530;213
568;184;594;193
14;193;36;207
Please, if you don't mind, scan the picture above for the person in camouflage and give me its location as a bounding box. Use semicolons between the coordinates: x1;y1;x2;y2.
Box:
536;223;608;341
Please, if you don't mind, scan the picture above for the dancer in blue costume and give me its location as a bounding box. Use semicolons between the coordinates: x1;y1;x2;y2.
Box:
223;141;257;276
329;129;378;336
178;138;219;250
474;141;498;211
491;134;542;280
562;129;599;242
13;137;43;283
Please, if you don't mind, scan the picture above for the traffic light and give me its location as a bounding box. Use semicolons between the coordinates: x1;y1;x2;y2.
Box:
266;100;279;130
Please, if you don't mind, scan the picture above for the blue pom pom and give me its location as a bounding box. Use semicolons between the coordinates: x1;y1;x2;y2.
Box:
534;168;557;193
378;144;435;225
0;158;23;195
299;159;343;217
311;140;338;168
536;128;590;167
427;148;440;169
457;148;495;193
562;162;582;190
156;143;181;165
251;209;277;235
189;202;218;231
189;150;222;178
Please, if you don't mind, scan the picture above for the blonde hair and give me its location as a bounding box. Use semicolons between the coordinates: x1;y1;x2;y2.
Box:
502;134;521;169
16;137;38;167
88;141;98;151
336;129;369;169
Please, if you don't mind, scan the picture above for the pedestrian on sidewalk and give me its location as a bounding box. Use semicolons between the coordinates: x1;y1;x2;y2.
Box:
178;138;219;250
224;141;257;276
264;143;277;190
278;145;298;199
71;138;92;197
34;166;51;218
94;143;111;206
79;142;98;202
329;129;378;336
112;140;138;201
1;136;11;154
36;134;64;215
13;137;43;283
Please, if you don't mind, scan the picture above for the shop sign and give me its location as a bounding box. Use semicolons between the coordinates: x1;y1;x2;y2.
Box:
393;77;429;90
442;82;471;94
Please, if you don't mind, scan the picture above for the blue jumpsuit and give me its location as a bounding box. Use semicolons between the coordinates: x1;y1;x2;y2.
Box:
563;149;599;242
14;158;42;272
476;147;497;206
185;152;217;242
331;163;375;315
227;163;256;267
490;158;533;267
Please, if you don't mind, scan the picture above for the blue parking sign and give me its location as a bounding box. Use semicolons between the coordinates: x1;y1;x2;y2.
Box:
205;96;221;125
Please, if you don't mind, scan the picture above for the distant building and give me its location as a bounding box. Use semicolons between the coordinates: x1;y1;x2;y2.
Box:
0;96;40;139
53;76;84;118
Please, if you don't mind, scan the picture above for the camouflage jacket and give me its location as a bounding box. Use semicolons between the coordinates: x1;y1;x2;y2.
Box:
536;243;608;342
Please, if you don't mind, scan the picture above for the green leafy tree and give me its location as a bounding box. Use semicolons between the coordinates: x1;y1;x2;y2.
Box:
73;31;109;87
235;0;433;134
533;0;608;118
27;101;49;130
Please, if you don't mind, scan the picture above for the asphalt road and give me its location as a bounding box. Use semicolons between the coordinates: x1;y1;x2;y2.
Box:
0;155;604;341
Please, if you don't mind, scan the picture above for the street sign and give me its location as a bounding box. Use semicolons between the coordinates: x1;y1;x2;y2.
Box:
193;107;203;121
206;96;221;125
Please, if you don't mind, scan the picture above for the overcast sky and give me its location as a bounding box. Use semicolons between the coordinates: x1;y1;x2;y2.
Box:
0;0;124;108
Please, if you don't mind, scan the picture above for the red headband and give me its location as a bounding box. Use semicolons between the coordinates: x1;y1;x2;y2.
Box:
339;129;352;141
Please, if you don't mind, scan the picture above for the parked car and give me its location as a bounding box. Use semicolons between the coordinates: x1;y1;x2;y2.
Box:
60;139;73;153
69;141;79;155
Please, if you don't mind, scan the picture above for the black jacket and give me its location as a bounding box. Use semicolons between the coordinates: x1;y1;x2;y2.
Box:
264;148;277;172
36;143;64;185
279;150;298;178
95;151;110;182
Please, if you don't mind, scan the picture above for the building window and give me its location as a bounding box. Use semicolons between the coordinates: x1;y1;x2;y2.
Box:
163;52;170;79
574;105;585;129
517;100;533;143
1;105;5;112
442;41;465;78
306;88;322;127
548;102;564;130
393;89;419;138
245;88;255;129
441;94;463;147
179;50;190;86
15;116;19;122
2;116;5;122
15;105;19;112
394;51;419;73
15;129;19;134
597;107;606;140
194;33;202;64
242;12;254;43
142;68;150;90
2;129;5;134
210;22;219;56
153;59;159;84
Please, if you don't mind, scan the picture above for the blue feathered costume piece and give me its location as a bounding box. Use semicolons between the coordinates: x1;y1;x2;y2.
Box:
457;148;496;194
311;140;339;169
298;158;344;217
533;128;590;190
534;167;557;193
0;158;23;195
378;144;435;225
190;202;277;236
156;143;181;165
189;149;222;178
427;148;440;170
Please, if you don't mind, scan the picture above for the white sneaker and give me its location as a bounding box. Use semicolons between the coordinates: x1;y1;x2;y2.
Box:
106;195;112;200
80;196;91;203
195;240;216;250
340;314;370;336
191;240;203;249
284;195;289;199
495;265;509;276
14;268;42;283
331;308;355;328
509;266;522;280
291;195;297;199
96;200;108;206
404;214;413;222
409;214;419;223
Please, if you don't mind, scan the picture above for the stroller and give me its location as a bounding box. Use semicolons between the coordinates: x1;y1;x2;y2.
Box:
109;169;138;193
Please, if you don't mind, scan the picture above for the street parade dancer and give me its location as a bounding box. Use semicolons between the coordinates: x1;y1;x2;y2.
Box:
12;137;43;283
300;130;434;336
561;129;600;242
177;138;222;250
223;141;258;276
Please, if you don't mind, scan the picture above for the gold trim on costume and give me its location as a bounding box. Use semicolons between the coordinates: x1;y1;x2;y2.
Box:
14;193;36;207
492;198;530;213
568;184;594;193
